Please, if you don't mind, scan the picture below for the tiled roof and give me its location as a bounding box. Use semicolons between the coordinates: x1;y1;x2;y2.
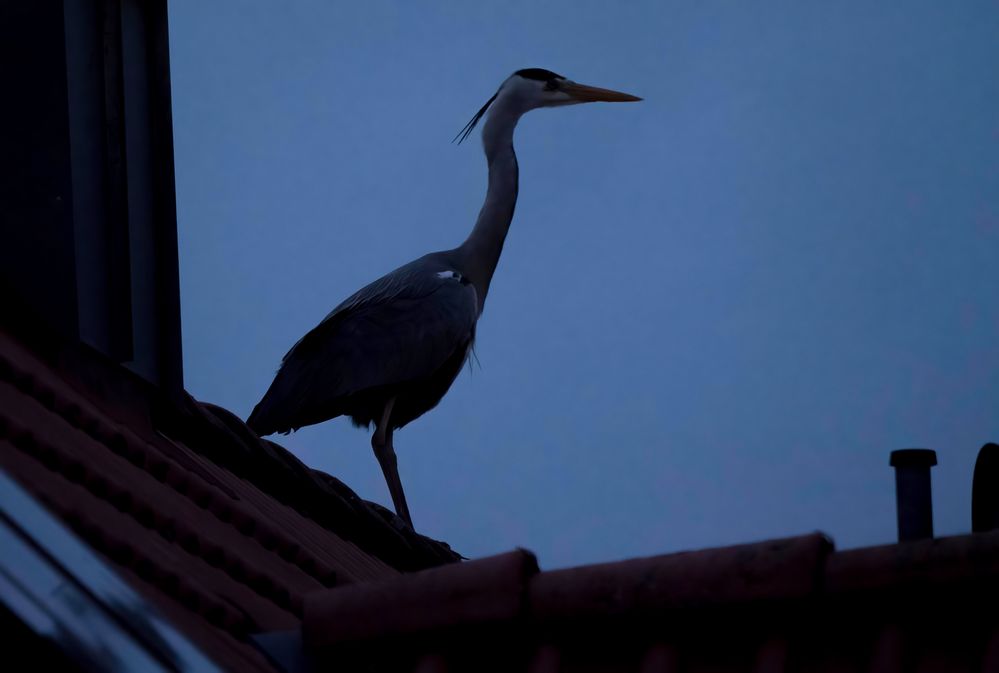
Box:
302;534;999;672
0;328;459;672
4;326;997;672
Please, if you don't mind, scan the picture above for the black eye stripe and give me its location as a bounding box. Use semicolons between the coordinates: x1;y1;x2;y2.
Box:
515;68;565;82
455;68;567;144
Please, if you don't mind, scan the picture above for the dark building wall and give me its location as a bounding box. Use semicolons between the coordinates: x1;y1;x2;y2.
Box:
0;0;182;394
0;2;80;338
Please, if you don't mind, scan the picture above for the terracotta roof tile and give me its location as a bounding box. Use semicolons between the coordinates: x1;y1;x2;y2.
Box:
825;531;999;595
297;531;999;672
1;377;359;603
110;562;281;673
530;532;832;624
0;328;461;671
170;396;462;570
305;548;539;650
5;328;997;672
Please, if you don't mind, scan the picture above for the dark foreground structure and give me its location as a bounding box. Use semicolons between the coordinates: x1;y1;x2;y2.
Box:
3;1;998;671
3;330;999;671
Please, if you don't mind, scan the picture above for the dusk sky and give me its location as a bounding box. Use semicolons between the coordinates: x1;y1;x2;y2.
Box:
168;2;999;568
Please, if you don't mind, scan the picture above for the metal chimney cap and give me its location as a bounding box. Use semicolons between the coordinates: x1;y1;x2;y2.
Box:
890;448;938;468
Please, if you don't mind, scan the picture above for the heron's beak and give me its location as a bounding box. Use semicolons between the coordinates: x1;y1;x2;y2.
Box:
561;81;642;103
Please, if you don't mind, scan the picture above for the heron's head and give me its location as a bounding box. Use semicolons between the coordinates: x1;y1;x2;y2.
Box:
455;68;641;143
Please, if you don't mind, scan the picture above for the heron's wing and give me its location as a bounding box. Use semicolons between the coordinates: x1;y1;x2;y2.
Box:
249;260;478;433
290;263;478;392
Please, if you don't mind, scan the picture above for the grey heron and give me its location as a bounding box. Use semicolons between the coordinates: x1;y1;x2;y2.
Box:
247;68;640;528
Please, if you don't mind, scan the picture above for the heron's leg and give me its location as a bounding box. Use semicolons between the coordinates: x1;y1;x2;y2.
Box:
371;398;413;528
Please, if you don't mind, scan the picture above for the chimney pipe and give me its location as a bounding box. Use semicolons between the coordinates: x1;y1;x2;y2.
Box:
890;449;937;542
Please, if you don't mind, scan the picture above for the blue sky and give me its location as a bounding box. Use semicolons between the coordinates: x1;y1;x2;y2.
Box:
169;2;999;568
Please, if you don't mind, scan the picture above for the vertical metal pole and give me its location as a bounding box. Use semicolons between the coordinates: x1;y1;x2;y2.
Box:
889;449;937;542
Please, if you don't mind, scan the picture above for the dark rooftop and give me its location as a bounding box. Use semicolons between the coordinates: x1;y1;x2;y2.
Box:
0;326;458;671
4;325;999;672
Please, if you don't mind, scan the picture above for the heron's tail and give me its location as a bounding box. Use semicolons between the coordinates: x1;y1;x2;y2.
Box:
246;357;317;436
246;401;273;436
246;388;289;437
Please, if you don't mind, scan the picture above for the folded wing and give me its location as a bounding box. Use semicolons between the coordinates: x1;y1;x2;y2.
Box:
247;259;478;435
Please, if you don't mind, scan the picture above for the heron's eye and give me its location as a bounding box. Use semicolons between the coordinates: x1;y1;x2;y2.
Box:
544;79;558;91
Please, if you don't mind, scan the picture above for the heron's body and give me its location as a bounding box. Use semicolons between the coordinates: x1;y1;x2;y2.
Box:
248;251;479;434
248;69;639;528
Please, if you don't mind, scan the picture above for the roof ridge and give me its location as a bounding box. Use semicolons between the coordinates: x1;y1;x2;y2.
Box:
1;425;256;637
0;328;462;572
166;398;463;570
0;394;328;622
1;345;349;590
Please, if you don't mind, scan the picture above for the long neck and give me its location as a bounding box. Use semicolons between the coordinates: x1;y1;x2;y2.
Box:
457;100;522;312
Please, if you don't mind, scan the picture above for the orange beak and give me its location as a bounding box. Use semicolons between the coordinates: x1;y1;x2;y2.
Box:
561;81;642;103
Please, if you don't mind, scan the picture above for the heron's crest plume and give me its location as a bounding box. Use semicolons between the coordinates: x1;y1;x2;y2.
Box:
453;92;497;145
